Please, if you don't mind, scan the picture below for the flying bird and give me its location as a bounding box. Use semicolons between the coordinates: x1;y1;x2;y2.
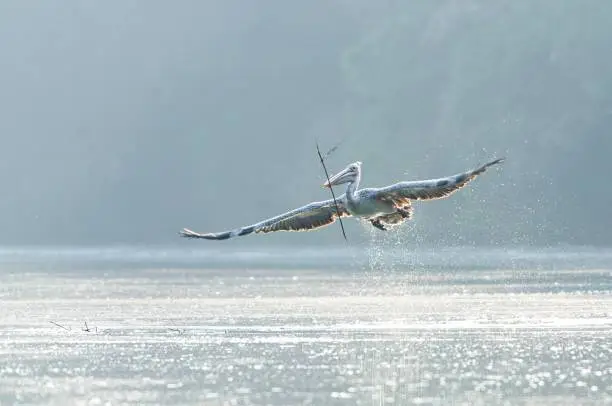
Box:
179;158;504;240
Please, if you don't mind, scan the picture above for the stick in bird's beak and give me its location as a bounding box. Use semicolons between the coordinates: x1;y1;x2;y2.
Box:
315;140;348;241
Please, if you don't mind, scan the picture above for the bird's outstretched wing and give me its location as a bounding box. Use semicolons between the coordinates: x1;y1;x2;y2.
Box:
180;198;350;241
372;158;504;204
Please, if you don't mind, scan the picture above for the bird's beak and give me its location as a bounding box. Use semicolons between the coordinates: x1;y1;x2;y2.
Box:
322;167;351;188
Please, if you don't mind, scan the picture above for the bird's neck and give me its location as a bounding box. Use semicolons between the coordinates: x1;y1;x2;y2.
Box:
345;175;360;205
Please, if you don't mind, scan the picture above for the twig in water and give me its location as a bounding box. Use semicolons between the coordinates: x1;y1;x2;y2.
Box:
168;328;185;335
316;140;347;242
50;321;71;331
51;320;106;334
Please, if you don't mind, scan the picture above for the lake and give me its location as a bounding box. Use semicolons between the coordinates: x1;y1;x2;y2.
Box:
1;245;611;405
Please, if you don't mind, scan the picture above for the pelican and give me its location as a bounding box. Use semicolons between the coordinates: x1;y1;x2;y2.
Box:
180;158;504;240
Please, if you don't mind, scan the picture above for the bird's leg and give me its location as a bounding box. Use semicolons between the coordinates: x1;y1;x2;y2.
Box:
370;219;387;231
397;208;411;218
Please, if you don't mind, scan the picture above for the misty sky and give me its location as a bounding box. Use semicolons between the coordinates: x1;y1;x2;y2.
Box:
1;1;610;247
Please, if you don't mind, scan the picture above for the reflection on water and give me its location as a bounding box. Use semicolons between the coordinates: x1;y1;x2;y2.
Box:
0;246;611;405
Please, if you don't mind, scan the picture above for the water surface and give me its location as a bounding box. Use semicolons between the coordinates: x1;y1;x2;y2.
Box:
1;246;611;405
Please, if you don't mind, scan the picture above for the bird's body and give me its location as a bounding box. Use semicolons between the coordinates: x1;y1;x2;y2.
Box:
346;189;394;216
180;158;504;240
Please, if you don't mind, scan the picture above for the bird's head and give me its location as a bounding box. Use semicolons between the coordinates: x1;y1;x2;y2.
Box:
323;161;361;188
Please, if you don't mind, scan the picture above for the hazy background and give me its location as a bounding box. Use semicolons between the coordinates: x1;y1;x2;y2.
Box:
1;0;610;247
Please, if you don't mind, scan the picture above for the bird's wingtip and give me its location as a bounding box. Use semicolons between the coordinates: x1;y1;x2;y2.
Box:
179;228;199;238
473;157;505;175
486;157;505;167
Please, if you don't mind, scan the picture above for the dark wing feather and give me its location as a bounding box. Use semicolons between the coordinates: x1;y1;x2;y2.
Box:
373;158;504;202
180;198;350;240
258;203;349;233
